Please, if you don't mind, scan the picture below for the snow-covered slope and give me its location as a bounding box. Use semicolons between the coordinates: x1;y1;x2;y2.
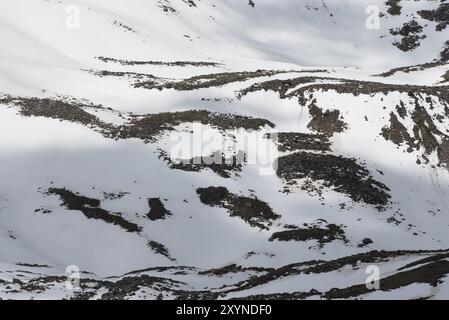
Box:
1;0;449;300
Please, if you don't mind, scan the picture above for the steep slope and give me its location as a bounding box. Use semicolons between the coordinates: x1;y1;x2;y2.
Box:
0;0;448;300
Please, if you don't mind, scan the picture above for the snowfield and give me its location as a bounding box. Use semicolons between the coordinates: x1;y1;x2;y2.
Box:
1;0;449;300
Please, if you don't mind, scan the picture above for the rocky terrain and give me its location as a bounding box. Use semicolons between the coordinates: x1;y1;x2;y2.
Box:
0;0;448;300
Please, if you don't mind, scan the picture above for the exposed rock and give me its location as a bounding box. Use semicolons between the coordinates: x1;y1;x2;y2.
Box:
418;3;449;31
269;222;348;247
385;0;401;16
267;132;331;152
307;101;348;135
161;151;245;178
147;198;172;221
196;186;280;230
47;188;141;233
276;152;391;207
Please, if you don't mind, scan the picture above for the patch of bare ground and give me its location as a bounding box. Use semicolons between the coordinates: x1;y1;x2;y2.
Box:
19;275;107;297
376;60;448;78
381;112;415;152
114;110;274;143
307;100;347;135
197;264;273;277
159;150;245;178
276;152;391;208
1;96;274;143
47;188;141;233
224;249;448;295
381;95;449;167
196;186;280;230
147;240;175;261
232;289;321;300
89;69;159;81
7;249;449;299
158;0;178;15
97;56;221;67
238;76;323;99
101;275;185;300
385;0;401;16
390;20;426;52
324;259;449;299
269;220;348;248
146;198;172;221
267;132;331;152
377;42;449;78
418;3;449;31
238;76;449;106
102;191;129;200
134;70;290;91
0;96;105;127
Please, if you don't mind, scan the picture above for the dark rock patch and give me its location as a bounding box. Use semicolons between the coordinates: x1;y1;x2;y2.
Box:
148;240;174;260
0;97;104;127
396;103;407;118
102;191;129;200
161;150;245;178
307;101;348;135
358;238;374;247
411;102;441;154
418;3;449;31
224;250;444;294
1;97;274;144
385;0;401;16
233;289;320;300
196;186;280;230
267;132;331;152
438;139;449;167
239;76;449;107
390;20;425;52
114;110;274;143
324;259;449;299
198;264;243;276
381;112;414;151
101;275;184;300
134;70;288;91
276;152;391;207
269;221;348;248
97;56;221;67
47;188;141;233
381;97;449;167
15;263;50;268
440;41;449;62
146;198;172;221
239;76;324;100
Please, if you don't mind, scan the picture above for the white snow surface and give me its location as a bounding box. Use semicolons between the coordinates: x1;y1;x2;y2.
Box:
0;0;449;299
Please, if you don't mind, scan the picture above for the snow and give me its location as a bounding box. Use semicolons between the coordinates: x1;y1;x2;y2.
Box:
1;0;448;299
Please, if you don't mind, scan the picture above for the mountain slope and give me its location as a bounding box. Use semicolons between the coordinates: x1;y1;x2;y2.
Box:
0;0;449;300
